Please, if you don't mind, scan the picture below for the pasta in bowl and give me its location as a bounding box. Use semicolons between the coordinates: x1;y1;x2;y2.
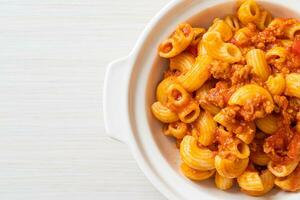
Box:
152;0;300;196
104;0;300;199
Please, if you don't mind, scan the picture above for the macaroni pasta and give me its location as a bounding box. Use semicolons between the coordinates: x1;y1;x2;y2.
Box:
151;0;300;196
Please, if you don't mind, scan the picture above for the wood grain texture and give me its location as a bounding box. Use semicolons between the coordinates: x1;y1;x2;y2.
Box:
0;0;170;199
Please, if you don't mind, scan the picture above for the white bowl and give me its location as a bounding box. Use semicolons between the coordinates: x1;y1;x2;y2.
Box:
103;0;300;199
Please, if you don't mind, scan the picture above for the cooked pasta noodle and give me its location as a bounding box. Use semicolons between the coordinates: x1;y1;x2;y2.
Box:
208;18;233;41
265;73;285;95
255;114;279;134
202;32;242;63
181;163;215;181
159;23;194;58
285;73;300;98
215;155;249;178
196;111;216;146
237;0;260;25
240;169;275;196
224;15;240;31
178;55;212;92
215;172;234;190
151;101;178;123
284;22;300;40
180;135;215;171
169;52;195;75
191;28;206;46
255;9;272;30
246;49;271;81
163;122;187;139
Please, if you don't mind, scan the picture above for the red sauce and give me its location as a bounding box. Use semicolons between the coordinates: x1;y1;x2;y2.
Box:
206;81;237;108
239;95;274;121
162;42;173;53
250;136;268;159
263;126;300;165
172;90;182;101
292;39;300;57
216;127;233;145
287;132;300;161
186;45;198;57
182;26;191;37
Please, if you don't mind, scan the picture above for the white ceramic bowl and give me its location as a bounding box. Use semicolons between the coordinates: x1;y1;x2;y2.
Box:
103;0;300;199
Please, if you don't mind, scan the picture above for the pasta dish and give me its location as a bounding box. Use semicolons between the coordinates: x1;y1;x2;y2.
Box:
151;0;300;195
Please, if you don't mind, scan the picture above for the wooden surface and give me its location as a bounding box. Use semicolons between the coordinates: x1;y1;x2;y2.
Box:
0;0;169;199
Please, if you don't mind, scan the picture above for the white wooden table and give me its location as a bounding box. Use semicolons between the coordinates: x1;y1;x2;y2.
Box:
0;0;169;199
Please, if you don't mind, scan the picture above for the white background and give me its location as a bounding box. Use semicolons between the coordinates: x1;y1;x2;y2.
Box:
0;0;169;199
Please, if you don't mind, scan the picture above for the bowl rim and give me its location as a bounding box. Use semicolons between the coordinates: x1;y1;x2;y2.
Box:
126;1;185;198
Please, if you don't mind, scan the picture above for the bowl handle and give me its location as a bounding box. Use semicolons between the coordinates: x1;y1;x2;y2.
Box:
103;55;132;144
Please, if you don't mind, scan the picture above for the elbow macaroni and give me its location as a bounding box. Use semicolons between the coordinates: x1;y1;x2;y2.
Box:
240;170;275;196
229;84;273;106
178;55;212;92
237;0;260;25
232;27;253;45
196;111;216;146
152;0;300;196
181;163;215;181
265;73;286;95
213;110;233;130
169;52;195;75
255;9;272;30
178;100;200;123
166;83;190;109
202;31;242;63
163;122;187;139
151;102;179;123
224;15;240;31
215;172;234;190
266;46;288;64
250;150;270;166
268;160;299;177
255;114;279;134
159;23;194;58
285;73;300;98
246;49;271;81
226;139;250;159
180;135;215;171
237;170;264;192
215;155;249;178
284;22;300;40
208;18;233;41
156;76;177;104
275;165;300;192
